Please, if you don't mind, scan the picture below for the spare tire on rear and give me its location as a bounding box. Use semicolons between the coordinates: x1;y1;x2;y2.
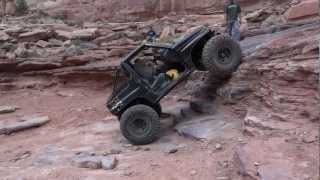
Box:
201;35;242;78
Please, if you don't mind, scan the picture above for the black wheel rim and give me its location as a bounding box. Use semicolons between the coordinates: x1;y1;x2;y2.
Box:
127;118;151;138
217;47;232;65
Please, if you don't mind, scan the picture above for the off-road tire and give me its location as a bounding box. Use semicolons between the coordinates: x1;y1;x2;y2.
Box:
201;35;242;78
120;104;160;145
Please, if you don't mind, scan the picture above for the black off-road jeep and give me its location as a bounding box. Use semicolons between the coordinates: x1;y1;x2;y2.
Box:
107;26;242;145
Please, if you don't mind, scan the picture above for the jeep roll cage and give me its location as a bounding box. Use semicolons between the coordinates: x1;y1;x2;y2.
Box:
107;26;215;117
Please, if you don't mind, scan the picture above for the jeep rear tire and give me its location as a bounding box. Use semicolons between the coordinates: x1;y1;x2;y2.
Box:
120;104;160;145
201;35;242;78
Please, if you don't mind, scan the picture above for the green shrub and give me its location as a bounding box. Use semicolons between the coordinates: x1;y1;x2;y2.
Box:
15;0;28;15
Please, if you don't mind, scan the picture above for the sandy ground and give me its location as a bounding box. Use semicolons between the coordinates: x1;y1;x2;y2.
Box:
0;82;245;180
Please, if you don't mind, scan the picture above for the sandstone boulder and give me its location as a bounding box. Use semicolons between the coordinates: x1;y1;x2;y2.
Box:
71;153;118;170
234;138;319;180
0;31;11;41
48;39;64;47
0;115;50;135
55;30;73;40
6;0;16;15
72;155;102;169
174;111;242;141
14;43;28;58
36;40;50;48
285;0;319;21
19;29;52;42
0;105;18;114
71;28;99;40
101;157;118;170
261;14;286;27
107;48;129;58
244;9;272;23
4;26;26;35
55;28;99;40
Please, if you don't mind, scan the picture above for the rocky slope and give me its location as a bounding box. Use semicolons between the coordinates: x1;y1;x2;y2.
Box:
225;21;319;180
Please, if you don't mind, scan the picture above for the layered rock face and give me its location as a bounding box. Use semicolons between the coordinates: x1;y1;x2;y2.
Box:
0;14;226;90
38;0;289;22
236;21;319;125
215;20;319;180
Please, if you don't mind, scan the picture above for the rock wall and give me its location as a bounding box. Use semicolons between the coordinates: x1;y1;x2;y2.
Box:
36;0;289;22
0;14;224;89
220;20;320;131
220;20;320;180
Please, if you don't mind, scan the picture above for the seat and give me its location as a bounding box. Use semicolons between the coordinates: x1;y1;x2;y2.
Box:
151;73;171;91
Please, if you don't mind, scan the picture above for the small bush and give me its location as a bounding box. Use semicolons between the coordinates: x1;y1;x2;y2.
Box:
15;0;28;15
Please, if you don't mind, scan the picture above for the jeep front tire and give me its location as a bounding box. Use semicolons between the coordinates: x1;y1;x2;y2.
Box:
120;104;160;145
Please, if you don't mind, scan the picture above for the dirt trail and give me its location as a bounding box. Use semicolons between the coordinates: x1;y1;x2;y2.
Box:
0;84;244;180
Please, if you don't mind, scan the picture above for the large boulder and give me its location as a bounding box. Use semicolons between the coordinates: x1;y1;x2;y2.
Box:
55;28;98;40
234;138;319;180
244;8;272;23
71;28;99;40
6;0;16;15
261;13;286;27
285;0;319;21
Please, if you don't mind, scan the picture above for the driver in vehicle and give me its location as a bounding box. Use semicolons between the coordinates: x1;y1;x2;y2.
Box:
151;68;179;90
